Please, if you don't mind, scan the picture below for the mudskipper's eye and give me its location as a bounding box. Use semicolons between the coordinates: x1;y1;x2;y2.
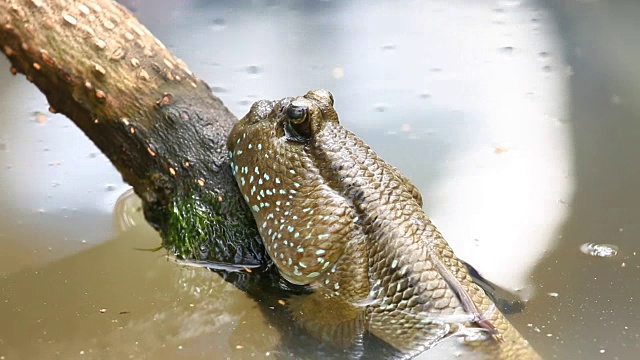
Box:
286;101;308;123
284;101;312;142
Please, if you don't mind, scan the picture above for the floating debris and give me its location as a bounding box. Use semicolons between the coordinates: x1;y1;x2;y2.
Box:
580;243;619;258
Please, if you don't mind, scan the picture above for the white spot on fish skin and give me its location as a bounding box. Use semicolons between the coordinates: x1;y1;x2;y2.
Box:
242;167;248;174
228;151;233;158
287;226;294;232
264;174;270;180
250;186;256;195
249;175;254;183
316;249;326;255
292;215;298;220
252;205;260;212
400;265;408;275
293;182;301;188
294;232;300;238
276;201;281;206
259;190;265;198
274;242;279;249
258;178;263;185
279;253;284;258
236;150;243;155
318;257;325;263
266;189;273;195
334;283;340;290
284;211;290;216
289;169;296;174
289;189;297;194
302;208;311;213
257;143;263;150
318;234;329;240
275;178;281;184
254;166;260;174
293;266;302;276
323;262;331;269
307;272;320;278
288;258;292;265
243;195;249;202
324;279;330;285
391;260;398;268
267;213;274;219
279;190;287;195
262;221;267;229
299;262;307;268
248;144;253;149
297;247;304;253
240;177;246;186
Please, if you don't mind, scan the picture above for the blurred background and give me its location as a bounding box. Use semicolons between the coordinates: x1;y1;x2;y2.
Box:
0;0;638;359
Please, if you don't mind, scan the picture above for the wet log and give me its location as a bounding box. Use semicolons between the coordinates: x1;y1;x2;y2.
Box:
0;0;267;269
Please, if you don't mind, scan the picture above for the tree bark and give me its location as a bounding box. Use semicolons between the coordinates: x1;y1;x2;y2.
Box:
0;0;267;269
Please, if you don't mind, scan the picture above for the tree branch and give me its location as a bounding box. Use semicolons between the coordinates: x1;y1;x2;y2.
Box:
0;0;267;267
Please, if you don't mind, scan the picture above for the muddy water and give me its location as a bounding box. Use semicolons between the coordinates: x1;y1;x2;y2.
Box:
0;0;637;359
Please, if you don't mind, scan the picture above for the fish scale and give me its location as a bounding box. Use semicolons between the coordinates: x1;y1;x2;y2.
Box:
227;90;540;359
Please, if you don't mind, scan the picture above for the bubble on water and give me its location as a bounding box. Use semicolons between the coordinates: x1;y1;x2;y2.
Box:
211;86;228;93
332;67;344;79
498;0;523;6
498;46;514;55
246;65;262;75
381;43;396;51
610;95;622;105
210;18;226;31
580;243;619;258
373;103;387;112
34;111;49;124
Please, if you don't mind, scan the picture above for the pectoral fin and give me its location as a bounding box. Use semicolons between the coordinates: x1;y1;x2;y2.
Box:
286;290;366;349
460;260;525;315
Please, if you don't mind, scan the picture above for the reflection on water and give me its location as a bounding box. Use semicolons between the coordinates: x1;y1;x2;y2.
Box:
0;0;638;359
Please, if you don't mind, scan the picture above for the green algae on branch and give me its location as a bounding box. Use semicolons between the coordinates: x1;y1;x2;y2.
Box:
0;0;265;266
161;184;266;266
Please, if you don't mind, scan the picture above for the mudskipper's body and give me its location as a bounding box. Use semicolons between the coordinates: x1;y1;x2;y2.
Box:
227;90;540;359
